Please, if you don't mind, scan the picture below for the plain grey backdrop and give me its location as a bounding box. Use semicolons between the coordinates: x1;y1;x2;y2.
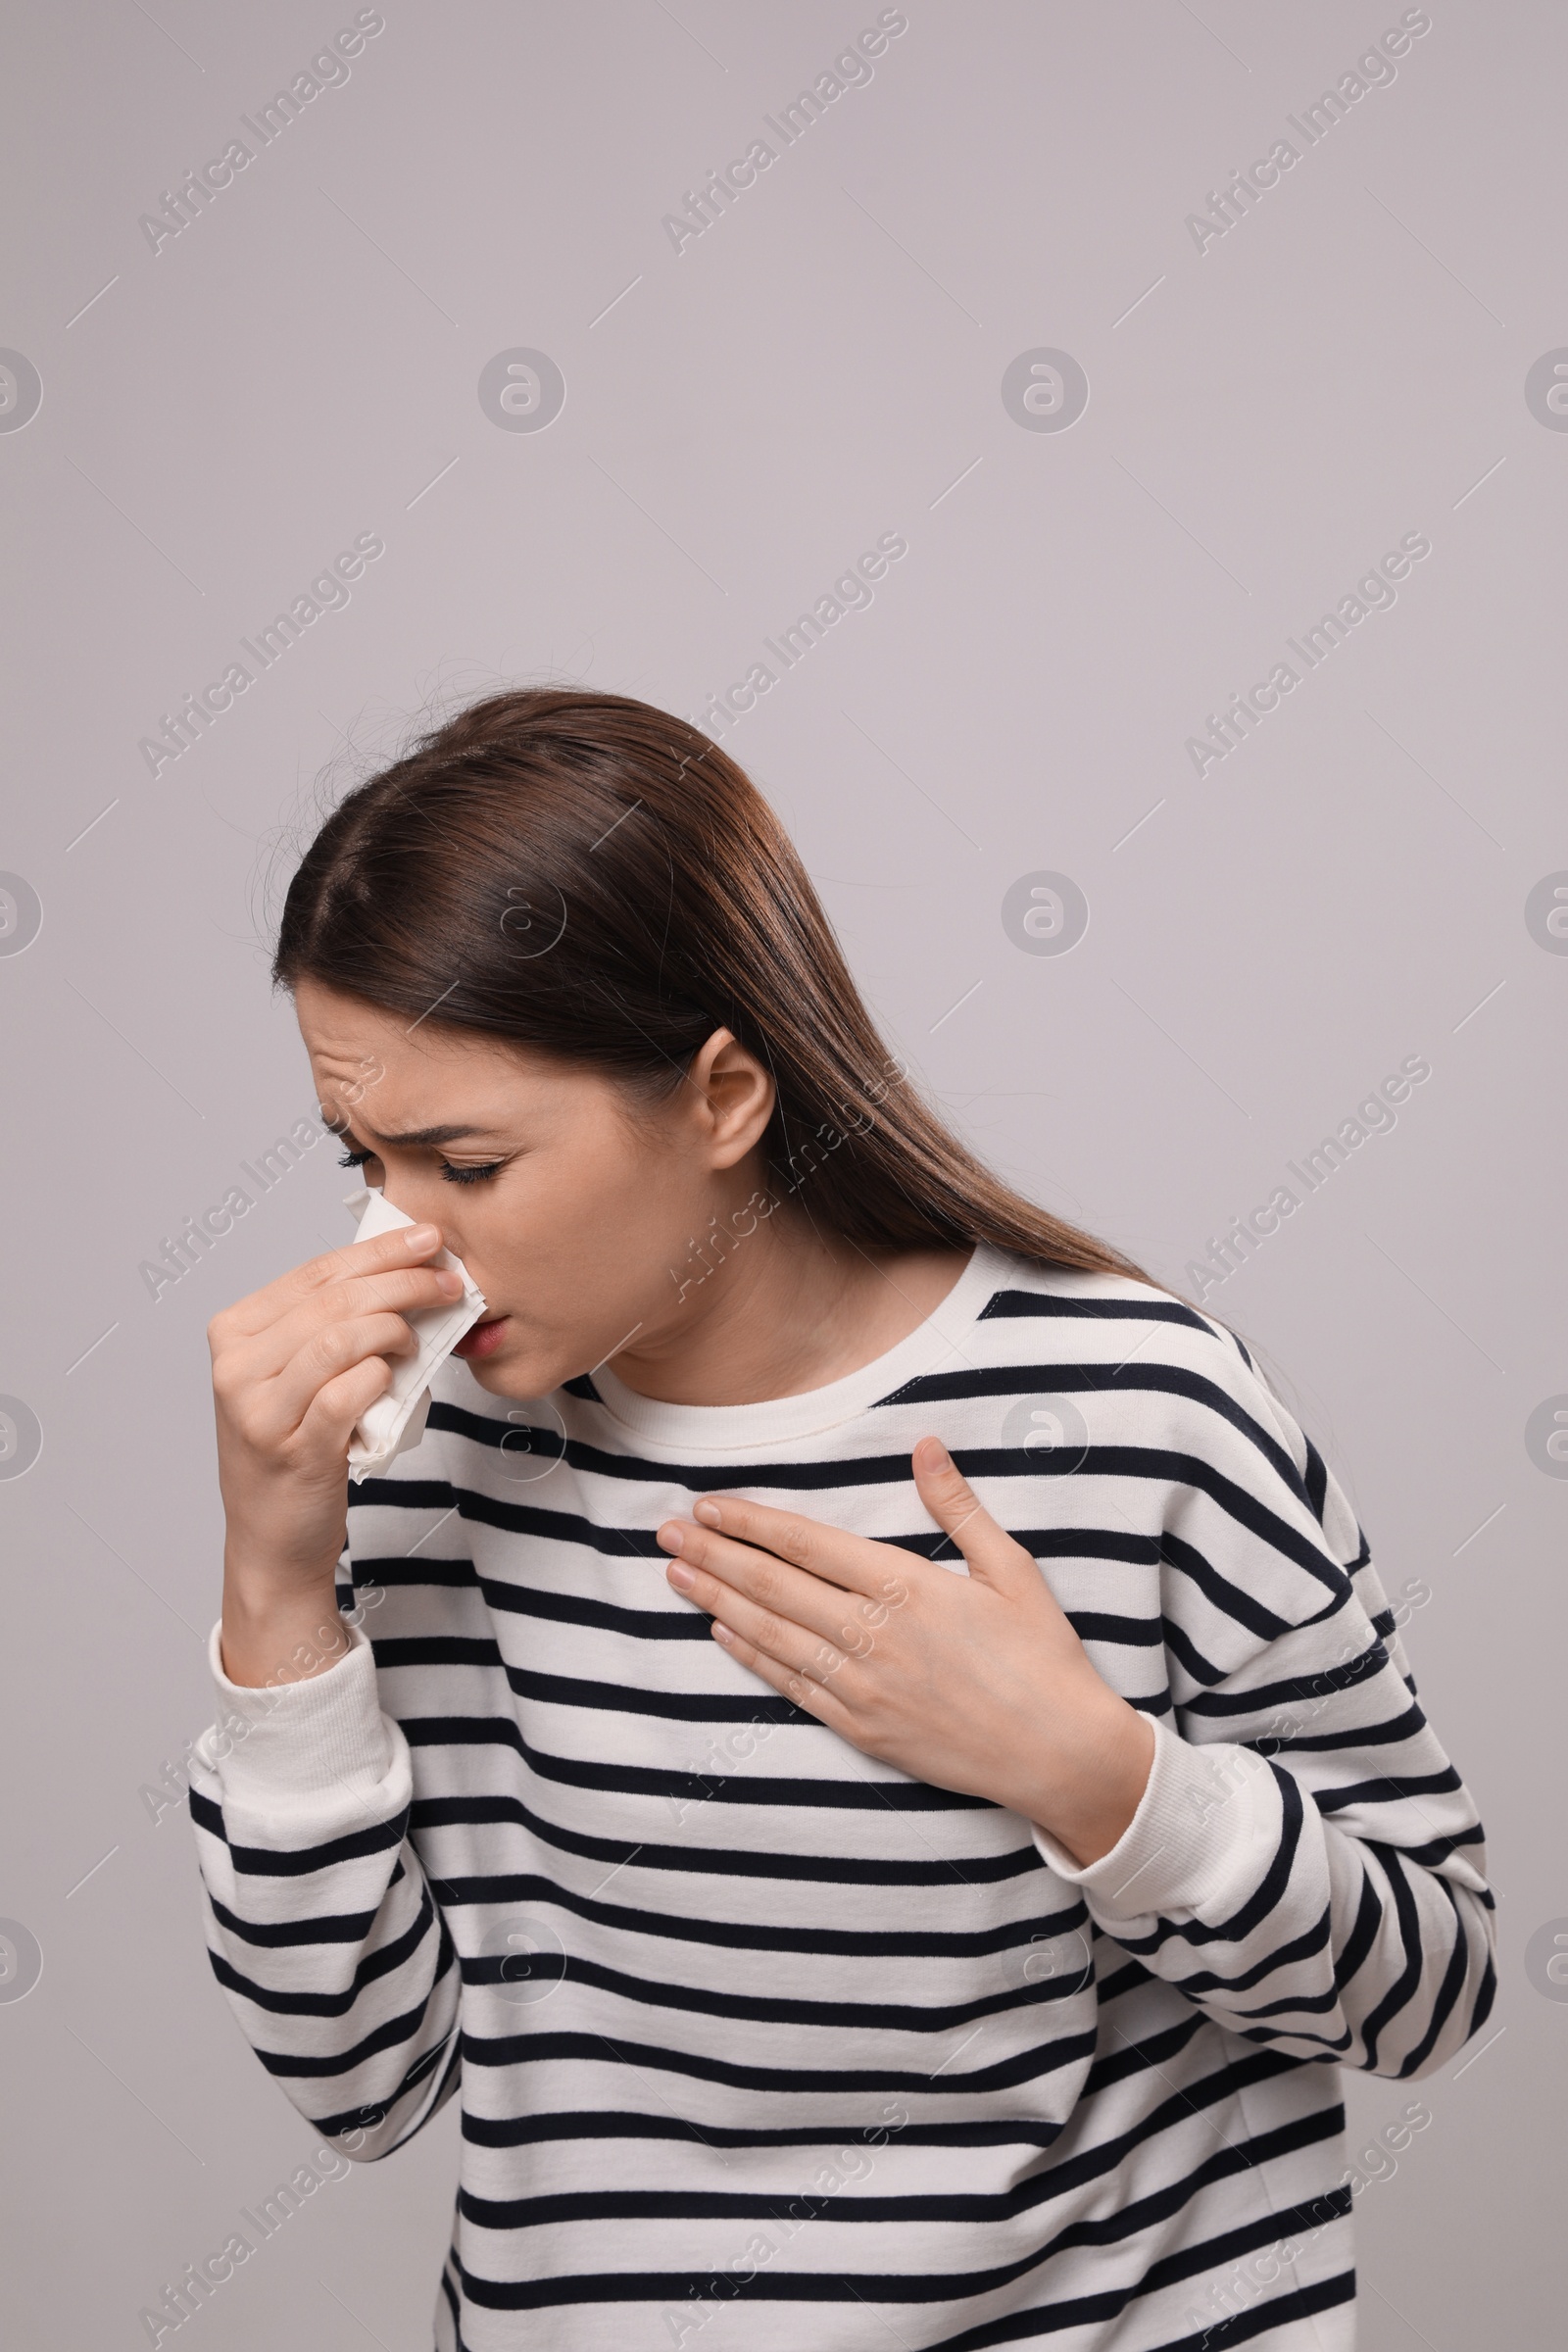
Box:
1;1;1562;2343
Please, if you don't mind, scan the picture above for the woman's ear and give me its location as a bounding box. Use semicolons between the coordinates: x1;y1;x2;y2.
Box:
688;1028;775;1168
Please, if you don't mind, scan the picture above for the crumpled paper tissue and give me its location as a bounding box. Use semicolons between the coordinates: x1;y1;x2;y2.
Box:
342;1186;487;1482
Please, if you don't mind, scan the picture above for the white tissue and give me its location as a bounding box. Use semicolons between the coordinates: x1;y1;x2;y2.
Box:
342;1186;487;1482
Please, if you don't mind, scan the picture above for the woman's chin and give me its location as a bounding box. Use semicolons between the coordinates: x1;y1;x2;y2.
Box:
458;1338;568;1401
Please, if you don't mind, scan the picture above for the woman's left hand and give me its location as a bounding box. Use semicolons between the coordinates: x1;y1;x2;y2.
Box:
656;1436;1155;1867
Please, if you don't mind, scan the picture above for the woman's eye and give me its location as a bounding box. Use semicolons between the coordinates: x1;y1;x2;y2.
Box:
439;1160;504;1186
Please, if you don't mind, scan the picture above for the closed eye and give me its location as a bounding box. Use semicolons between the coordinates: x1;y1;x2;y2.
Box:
440;1159;504;1185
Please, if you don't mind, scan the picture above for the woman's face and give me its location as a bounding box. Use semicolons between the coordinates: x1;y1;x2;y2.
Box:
295;979;774;1398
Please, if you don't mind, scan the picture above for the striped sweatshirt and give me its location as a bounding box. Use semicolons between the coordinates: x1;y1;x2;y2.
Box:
189;1247;1496;2351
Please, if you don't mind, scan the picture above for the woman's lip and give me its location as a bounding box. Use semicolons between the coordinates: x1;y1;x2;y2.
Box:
453;1315;509;1360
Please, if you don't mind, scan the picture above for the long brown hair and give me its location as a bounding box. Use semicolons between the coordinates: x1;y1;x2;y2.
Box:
274;688;1150;1283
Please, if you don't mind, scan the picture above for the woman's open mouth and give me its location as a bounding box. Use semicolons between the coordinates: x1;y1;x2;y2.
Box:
453;1315;510;1361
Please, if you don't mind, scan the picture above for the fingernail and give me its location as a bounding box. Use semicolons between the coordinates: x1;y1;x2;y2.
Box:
404;1225;439;1249
694;1499;721;1526
711;1621;734;1645
435;1269;463;1296
657;1524;683;1553
666;1562;696;1592
917;1437;952;1470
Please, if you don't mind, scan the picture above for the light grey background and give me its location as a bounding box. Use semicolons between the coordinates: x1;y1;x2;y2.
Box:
1;2;1562;2344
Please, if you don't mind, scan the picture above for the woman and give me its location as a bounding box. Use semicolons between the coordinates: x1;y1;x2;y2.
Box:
193;687;1494;2351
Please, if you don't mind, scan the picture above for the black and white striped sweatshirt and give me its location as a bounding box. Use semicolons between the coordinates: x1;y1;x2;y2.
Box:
189;1248;1495;2351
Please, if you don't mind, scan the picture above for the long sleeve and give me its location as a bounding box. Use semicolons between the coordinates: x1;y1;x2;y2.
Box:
187;1608;461;2159
1032;1328;1496;2080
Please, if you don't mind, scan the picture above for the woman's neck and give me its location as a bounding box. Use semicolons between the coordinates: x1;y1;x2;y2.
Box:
609;1199;972;1408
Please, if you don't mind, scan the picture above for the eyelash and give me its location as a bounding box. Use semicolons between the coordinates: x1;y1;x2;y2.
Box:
335;1146;503;1187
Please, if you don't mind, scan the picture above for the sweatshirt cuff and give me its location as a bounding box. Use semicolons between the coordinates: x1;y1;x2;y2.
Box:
195;1618;410;1846
1030;1717;1282;1924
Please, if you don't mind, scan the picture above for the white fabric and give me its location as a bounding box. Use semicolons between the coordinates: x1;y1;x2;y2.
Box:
195;1618;411;1851
341;1186;486;1481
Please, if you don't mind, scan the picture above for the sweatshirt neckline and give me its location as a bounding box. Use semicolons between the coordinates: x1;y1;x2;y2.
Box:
587;1244;1008;1454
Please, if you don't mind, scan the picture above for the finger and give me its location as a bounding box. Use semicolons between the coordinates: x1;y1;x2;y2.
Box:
682;1494;904;1600
216;1224;448;1341
230;1267;463;1382
260;1311;422;1439
660;1532;893;1676
302;1262;465;1327
658;1515;915;1644
911;1437;1036;1590
704;1616;857;1730
297;1355;397;1452
707;1580;858;1688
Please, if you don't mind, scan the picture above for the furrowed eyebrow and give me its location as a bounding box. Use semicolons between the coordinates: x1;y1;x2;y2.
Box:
350;1122;500;1149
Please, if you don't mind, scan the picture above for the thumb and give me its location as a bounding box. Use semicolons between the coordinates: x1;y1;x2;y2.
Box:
912;1437;1033;1589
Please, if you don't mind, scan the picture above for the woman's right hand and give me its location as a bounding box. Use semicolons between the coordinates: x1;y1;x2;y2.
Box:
208;1223;463;1686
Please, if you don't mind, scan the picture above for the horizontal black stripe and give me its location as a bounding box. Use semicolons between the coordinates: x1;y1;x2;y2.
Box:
463;2105;1075;2152
460;2022;1102;2101
416;1800;1043;1881
1260;1699;1425;1755
311;2036;454;2138
497;1657;814;1725
389;1865;1085;1959
259;1968;455;2079
356;1472;1173;1580
1071;1610;1164;1647
361;1561;1166;1653
192;1787;409;1876
977;1290;1213;1337
1184;1638;1388;1716
441;1369;1308;1511
456;1945;1092;2034
401;1721;993;1809
210;1884;438;2015
344;1550;477;1590
205;1889;386;1950
883;1360;1309;1505
1312;1766;1462;1813
458;2047;1338;2178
